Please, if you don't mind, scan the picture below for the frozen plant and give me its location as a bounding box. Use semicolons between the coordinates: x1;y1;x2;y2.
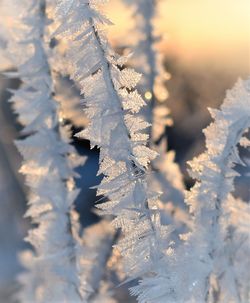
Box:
123;0;171;146
53;0;174;298
131;78;250;303
0;0;249;302
5;0;85;301
124;0;187;229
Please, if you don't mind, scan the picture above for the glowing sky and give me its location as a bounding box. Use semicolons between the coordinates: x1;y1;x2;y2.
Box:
107;0;250;73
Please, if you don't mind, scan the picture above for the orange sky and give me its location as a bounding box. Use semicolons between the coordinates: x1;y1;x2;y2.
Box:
107;0;250;74
0;0;249;74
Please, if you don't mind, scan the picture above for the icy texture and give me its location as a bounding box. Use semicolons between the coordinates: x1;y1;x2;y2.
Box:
54;1;172;297
6;1;85;301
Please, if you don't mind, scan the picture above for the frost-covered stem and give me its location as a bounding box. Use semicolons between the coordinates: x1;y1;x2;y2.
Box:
54;1;169;294
203;119;248;302
139;0;157;146
202;119;248;302
90;20;157;242
124;0;170;145
125;0;158;96
89;18;157;237
144;79;250;303
7;0;84;301
126;1;186;224
185;78;250;302
132;0;157;100
130;0;157;132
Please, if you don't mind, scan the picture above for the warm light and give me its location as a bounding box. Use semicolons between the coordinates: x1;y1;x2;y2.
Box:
107;0;249;71
145;91;153;100
155;84;169;102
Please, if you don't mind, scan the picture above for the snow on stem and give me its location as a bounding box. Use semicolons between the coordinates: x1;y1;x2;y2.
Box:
54;0;172;298
6;0;85;301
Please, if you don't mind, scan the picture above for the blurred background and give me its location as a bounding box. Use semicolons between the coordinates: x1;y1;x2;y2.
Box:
0;0;249;301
